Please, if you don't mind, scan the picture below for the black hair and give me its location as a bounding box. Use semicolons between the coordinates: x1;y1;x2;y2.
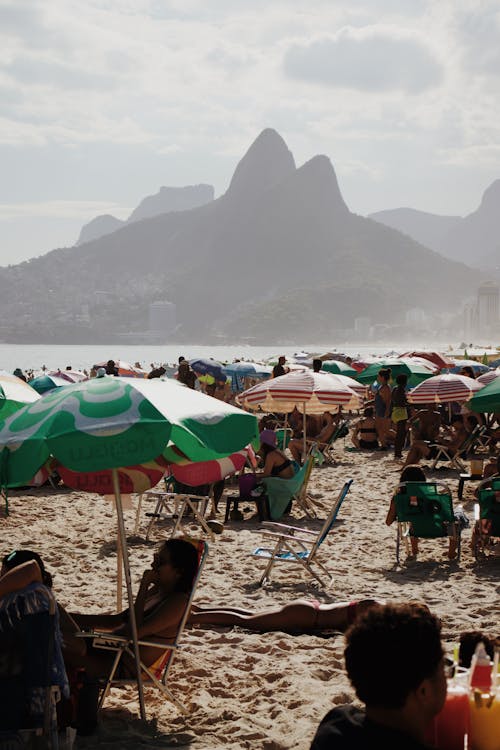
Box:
313;359;322;372
400;464;426;483
363;406;374;418
159;539;198;593
378;368;391;382
458;631;495;668
2;549;53;588
344;602;443;709
396;373;408;386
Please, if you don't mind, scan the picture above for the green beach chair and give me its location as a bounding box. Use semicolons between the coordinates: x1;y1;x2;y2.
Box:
473;477;500;559
392;481;461;564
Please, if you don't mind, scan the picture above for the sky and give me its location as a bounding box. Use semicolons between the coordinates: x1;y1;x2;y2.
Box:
1;0;500;266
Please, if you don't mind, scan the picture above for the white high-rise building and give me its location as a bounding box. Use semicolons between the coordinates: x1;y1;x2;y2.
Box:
477;283;499;335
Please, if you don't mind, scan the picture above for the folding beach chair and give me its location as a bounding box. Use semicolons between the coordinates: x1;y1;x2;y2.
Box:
428;425;486;472
78;539;208;716
252;479;353;586
392;481;462;564
0;583;69;749
472;477;500;560
310;419;350;466
144;479;214;541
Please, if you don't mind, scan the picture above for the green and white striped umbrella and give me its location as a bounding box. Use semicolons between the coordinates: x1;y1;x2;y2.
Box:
0;376;258;488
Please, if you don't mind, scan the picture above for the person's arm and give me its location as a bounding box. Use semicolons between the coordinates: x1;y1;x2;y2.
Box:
0;560;42;597
134;594;187;640
259;452;277;478
382;386;392;416
70;611;126;631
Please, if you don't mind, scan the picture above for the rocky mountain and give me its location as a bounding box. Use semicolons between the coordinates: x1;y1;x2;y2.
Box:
0;129;487;343
370;181;500;272
75;184;214;245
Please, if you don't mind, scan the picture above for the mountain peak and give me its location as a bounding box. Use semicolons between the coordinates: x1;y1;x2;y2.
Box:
227;128;296;198
294;155;349;213
478;179;500;213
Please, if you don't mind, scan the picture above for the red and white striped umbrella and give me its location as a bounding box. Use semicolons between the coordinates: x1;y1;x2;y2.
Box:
477;368;500;386
407;374;484;404
237;369;362;414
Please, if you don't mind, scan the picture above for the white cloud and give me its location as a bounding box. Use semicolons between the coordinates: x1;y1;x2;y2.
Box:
283;26;443;93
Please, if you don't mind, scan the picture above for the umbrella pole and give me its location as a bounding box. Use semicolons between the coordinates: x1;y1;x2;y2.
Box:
283;414;288;450
112;468;147;722
116;527;123;612
302;405;307;460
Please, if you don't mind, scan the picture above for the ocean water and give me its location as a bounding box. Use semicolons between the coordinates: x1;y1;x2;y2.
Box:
0;341;458;374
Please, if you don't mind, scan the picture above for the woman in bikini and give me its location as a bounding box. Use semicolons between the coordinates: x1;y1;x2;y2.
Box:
351;406;379;450
1;540;199;678
188;598;382;634
255;429;296;479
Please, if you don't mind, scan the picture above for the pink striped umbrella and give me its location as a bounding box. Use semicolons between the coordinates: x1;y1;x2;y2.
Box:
237;369;362;414
407;374;484;404
166;447;250;487
477;368;500;386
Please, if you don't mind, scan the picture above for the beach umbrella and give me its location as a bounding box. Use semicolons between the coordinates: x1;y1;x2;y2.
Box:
224;361;272;378
0;371;40;419
468;377;500;414
0;376;259;720
355;358;435;387
165;446;250;487
93;360;147;378
400;351;455;370
407;374;483;405
321;360;358;377
477;368;500;386
448;360;490;376
47;369;87;383
237;370;362;456
28;373;69;395
189;358;227;382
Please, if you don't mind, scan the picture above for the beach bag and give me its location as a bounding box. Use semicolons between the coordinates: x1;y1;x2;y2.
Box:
238;473;257;499
391;407;408;423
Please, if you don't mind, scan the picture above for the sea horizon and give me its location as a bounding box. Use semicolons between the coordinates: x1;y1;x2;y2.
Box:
0;340;493;375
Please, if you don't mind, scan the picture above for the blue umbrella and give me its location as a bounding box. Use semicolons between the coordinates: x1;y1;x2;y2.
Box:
189;358;227;382
224;361;272;393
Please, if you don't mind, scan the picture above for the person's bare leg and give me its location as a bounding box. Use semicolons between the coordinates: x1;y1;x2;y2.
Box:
289;440;302;463
402;442;429;467
189;602;318;632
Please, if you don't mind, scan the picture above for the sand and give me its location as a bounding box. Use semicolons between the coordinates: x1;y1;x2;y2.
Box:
2;448;499;749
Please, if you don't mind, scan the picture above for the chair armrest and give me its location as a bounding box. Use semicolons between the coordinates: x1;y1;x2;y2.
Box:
259;531;314;545
76;630;178;651
261;521;316;535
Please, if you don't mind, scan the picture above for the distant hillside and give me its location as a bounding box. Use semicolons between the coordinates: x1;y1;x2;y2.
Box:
369;207;460;255
370;181;500;273
76;184;214;245
0;128;486;343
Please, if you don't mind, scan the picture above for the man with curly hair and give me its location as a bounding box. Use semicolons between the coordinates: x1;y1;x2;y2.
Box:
310;602;447;749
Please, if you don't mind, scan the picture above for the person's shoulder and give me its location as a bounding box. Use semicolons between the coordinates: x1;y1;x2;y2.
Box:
310;705;365;749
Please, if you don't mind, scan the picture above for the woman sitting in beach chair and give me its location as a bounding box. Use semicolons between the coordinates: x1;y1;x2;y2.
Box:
288;411;337;465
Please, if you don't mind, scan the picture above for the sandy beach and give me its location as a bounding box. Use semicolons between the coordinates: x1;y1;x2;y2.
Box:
2;446;499;749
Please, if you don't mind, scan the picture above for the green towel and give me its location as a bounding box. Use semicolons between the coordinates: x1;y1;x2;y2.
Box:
262;462;307;520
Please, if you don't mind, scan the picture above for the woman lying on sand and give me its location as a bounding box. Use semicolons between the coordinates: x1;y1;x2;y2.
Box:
188;598;382;634
1;540;199;678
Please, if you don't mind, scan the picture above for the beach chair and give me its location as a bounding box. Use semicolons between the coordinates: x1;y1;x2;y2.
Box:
78;539;208;716
472;477;500;560
428;425;486;472
144;479;214;541
251;479;353;586
262;456;315;520
392;481;462;564
310;419;350;466
0;583;69;749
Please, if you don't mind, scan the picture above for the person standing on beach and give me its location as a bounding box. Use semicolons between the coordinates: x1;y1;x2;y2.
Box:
391;373;411;460
374;368;392;450
272;356;288;378
310;602;447;750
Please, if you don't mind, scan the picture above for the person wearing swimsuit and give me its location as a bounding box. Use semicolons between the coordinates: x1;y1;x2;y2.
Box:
64;539;199;677
351;406;379;450
256;429;296;479
374;368;392;449
188;598;382;634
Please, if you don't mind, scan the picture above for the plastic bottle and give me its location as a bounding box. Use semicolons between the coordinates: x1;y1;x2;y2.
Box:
469;641;492;693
